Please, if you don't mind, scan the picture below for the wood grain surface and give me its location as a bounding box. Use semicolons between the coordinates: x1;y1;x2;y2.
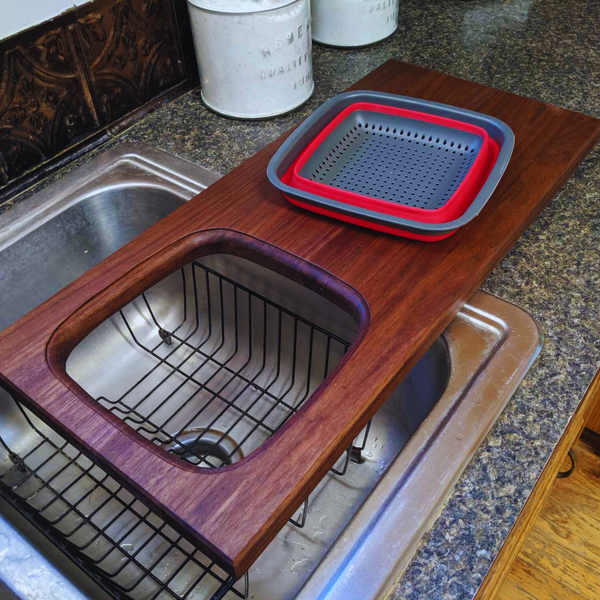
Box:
584;382;600;434
476;368;600;599
1;60;599;578
496;432;600;600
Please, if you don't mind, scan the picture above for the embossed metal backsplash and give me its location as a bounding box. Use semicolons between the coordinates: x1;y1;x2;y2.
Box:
0;0;195;192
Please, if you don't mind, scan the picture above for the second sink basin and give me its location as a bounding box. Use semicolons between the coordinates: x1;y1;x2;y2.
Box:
0;144;542;600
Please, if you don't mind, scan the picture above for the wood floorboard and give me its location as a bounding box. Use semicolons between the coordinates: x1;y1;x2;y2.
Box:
501;556;589;600
497;437;600;600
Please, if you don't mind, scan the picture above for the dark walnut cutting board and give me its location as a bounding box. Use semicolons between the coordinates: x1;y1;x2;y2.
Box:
0;60;599;578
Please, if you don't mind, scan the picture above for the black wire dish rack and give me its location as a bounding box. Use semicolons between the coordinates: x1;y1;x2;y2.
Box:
0;259;371;600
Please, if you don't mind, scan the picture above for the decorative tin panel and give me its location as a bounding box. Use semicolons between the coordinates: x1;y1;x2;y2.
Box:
0;0;194;193
72;0;186;125
0;26;97;185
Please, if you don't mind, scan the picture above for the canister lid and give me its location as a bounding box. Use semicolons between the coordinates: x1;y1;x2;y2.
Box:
187;0;300;14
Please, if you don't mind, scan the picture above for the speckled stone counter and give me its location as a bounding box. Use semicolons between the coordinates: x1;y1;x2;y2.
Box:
2;1;600;598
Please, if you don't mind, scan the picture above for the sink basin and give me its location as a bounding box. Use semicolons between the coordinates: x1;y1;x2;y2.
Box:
0;144;542;600
0;146;219;333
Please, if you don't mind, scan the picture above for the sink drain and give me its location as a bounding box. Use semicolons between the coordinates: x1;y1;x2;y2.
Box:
167;429;244;468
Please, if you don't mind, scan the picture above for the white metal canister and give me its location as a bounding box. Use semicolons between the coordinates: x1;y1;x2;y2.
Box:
311;0;399;48
186;0;313;119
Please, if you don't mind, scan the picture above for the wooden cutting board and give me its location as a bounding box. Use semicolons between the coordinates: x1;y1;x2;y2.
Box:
1;60;598;578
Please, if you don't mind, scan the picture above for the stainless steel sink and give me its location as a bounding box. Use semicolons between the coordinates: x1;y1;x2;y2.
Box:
0;145;219;333
0;144;542;600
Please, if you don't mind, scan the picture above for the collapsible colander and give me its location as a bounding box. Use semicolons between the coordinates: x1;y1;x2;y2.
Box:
267;91;514;240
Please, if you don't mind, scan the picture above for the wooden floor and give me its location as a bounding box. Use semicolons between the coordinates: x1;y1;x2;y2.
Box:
497;433;600;600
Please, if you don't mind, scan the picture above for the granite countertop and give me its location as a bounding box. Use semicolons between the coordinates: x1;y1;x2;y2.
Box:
2;0;600;598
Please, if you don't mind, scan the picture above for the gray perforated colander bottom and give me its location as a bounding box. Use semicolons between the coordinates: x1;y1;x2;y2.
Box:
300;110;484;210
